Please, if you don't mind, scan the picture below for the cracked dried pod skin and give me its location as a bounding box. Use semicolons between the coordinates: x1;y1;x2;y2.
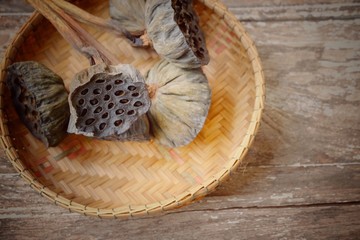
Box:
146;60;211;148
68;63;151;141
145;0;209;68
6;61;70;147
109;0;146;35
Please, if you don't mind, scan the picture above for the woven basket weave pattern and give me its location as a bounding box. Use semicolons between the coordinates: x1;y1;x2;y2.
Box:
0;0;265;218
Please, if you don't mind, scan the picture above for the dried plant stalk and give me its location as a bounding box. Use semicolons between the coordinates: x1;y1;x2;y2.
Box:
27;0;151;141
50;0;149;47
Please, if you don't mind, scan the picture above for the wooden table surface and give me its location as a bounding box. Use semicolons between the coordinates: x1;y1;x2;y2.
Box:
1;0;359;239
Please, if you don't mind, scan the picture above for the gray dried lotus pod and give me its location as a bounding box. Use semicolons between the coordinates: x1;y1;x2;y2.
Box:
68;63;151;141
6;61;70;147
109;0;146;35
145;0;209;68
145;59;211;148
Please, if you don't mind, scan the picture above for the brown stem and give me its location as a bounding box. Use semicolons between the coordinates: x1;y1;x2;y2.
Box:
50;0;151;47
27;0;118;65
51;0;123;35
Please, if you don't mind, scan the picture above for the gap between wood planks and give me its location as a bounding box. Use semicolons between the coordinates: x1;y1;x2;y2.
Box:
228;3;360;22
172;200;360;213
240;162;360;168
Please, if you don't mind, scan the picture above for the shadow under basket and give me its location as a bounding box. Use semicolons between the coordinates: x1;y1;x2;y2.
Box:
0;0;265;218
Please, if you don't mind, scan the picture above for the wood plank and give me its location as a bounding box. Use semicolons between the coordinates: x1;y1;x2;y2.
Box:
0;204;359;239
0;0;33;13
1;162;359;212
223;0;359;7
0;15;31;59
1;0;360;17
242;18;360;166
229;3;360;21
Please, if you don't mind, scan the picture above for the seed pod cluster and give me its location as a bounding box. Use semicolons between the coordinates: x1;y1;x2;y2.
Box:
109;0;212;147
146;60;211;148
8;0;212;149
70;72;150;138
110;0;209;68
6;61;70;147
145;0;209;68
67;63;152;141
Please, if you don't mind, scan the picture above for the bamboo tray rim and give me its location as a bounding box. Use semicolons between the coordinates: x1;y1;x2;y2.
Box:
0;0;265;218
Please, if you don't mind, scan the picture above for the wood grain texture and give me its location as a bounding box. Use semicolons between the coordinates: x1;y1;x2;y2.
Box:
0;0;360;239
0;0;33;13
1;204;359;240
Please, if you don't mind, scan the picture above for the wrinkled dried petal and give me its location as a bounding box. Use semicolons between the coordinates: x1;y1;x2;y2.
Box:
145;60;211;148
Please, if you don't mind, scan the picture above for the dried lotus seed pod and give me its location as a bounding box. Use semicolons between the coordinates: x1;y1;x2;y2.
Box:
6;61;70;147
146;60;211;148
68;64;151;140
109;0;146;35
68;64;151;141
145;0;209;68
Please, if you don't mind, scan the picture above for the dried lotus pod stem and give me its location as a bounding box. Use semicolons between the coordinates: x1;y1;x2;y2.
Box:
48;0;208;66
49;0;150;47
28;0;118;65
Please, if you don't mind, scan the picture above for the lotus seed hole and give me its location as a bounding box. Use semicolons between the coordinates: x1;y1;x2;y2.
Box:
102;112;109;119
106;85;112;91
115;90;124;96
94;106;102;114
134;101;143;107
90;98;99;105
116;109;124;115
114;119;123;126
132;92;140;97
81;89;88;95
78;99;85;105
85;118;95;125
115;80;123;85
93;89;101;95
108;102;114;109
99;123;106;130
95;79;105;83
128;86;136;91
127;110;135;115
120;99;129;104
104;95;110;101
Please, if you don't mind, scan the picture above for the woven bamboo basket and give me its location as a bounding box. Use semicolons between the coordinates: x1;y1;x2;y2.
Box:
0;0;265;218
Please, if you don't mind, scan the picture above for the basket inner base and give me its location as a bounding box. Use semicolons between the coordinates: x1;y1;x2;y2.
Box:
5;0;256;209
